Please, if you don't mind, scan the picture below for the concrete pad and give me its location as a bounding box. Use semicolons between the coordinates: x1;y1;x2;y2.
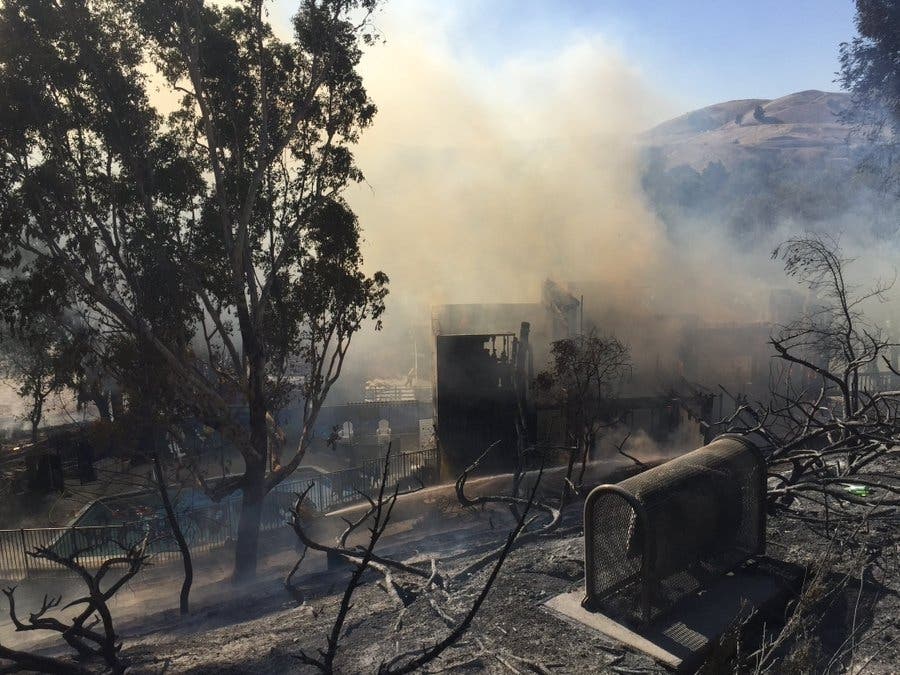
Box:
543;558;803;672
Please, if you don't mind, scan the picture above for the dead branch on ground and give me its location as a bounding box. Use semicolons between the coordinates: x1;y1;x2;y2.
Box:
613;430;646;469
295;441;400;672
288;446;445;602
292;443;543;673
451;444;559;582
377;469;543;674
2;535;149;674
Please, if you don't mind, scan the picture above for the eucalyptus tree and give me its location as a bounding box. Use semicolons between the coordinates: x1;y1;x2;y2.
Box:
0;0;387;579
839;0;900;192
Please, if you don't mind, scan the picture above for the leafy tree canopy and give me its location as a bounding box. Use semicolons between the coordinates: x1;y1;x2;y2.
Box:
0;0;387;578
839;0;900;191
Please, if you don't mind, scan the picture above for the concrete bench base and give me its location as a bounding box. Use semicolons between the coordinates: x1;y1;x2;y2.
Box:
543;558;803;672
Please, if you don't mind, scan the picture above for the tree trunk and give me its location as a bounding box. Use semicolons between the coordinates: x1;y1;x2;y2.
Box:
577;427;595;488
110;390;124;420
233;463;265;581
92;390;111;420
233;361;269;581
152;453;193;615
30;390;43;443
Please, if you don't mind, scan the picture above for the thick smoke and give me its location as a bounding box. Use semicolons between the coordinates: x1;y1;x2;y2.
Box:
348;11;670;303
5;2;897;412
334;1;786;395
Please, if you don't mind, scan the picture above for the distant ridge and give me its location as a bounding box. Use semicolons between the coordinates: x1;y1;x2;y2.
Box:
638;90;898;238
641;90;853;170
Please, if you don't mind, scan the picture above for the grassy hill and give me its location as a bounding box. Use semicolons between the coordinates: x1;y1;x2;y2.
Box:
639;90;898;239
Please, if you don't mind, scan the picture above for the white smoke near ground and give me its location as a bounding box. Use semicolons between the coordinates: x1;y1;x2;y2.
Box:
600;424;705;466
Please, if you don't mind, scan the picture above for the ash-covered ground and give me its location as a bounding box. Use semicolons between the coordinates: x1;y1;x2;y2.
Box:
124;498;662;674
3;466;896;674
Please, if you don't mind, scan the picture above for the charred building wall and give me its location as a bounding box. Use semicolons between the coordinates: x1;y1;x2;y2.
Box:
434;332;523;476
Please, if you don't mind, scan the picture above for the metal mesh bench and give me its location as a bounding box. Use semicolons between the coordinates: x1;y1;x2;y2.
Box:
583;434;766;624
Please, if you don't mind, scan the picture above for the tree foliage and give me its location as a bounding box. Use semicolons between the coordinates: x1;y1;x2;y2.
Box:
535;331;631;496
640;149;900;240
0;275;89;441
839;0;900;192
0;0;387;578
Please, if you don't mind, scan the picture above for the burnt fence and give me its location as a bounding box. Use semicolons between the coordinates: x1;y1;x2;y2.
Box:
0;448;439;581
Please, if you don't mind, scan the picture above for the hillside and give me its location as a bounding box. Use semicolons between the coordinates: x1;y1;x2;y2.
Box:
638;90;898;238
641;90;853;170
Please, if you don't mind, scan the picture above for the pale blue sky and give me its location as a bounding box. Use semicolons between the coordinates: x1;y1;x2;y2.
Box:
272;0;857;111
439;0;857;108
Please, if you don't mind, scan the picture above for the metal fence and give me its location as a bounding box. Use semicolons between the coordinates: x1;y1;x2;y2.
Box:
271;446;440;514
0;448;439;581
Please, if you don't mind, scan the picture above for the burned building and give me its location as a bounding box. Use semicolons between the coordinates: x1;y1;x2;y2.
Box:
433;327;532;475
431;279;581;368
431;280;722;471
430;282;579;475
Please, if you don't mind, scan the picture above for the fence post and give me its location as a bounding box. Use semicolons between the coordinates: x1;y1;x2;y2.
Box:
19;528;28;576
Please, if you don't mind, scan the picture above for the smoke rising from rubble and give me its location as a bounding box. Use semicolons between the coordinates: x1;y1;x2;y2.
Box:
324;2;900;401
334;1;788;392
6;3;899;414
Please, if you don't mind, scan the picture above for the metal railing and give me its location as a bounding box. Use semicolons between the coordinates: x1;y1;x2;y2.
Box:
0;448;439;581
271;446;439;513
